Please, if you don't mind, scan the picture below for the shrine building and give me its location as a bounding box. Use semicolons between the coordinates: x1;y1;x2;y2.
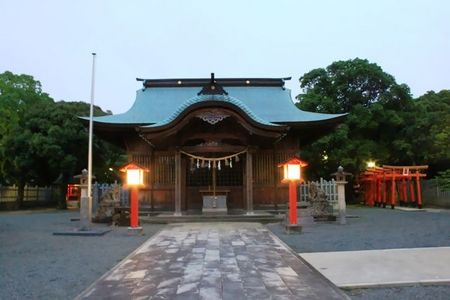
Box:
87;75;346;215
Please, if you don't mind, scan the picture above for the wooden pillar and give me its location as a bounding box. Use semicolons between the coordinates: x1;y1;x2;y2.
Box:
416;174;423;208
409;176;416;204
174;151;182;216
246;151;254;215
401;178;407;205
390;176;396;209
377;178;382;206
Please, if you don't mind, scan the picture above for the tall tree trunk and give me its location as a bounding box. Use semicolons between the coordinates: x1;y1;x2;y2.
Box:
15;181;25;209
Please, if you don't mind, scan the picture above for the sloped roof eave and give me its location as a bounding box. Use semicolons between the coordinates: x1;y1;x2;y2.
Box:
140;94;283;130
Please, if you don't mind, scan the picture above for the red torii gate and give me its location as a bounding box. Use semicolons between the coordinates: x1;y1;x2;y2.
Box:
360;165;428;209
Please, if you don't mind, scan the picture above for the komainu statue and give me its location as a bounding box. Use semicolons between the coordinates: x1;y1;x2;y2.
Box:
308;182;334;220
93;185;121;223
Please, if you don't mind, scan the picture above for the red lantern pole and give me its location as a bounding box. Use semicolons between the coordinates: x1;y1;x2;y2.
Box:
289;180;298;225
130;187;139;228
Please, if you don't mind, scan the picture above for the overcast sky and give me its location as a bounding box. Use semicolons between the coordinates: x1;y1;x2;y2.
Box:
1;0;449;114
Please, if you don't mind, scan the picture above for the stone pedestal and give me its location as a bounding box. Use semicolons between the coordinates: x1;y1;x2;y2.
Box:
337;180;347;224
202;195;227;213
285;223;302;234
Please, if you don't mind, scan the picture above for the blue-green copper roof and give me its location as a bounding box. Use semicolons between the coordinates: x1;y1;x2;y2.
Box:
145;94;276;127
90;86;346;125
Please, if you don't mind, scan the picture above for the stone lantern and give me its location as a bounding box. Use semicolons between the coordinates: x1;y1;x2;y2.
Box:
74;169;96;230
331;166;352;224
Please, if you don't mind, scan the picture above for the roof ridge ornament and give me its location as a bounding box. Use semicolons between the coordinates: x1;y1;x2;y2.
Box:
197;73;228;96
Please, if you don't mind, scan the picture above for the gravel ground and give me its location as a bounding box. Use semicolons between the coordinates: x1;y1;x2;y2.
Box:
267;205;450;300
1;207;449;300
0;209;164;300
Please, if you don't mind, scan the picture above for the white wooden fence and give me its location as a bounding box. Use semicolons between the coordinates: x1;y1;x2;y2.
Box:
298;178;339;214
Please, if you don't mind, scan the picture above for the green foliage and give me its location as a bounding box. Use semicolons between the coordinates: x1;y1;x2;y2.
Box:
403;90;450;163
0;71;125;208
436;170;450;191
297;59;450;180
296;58;418;179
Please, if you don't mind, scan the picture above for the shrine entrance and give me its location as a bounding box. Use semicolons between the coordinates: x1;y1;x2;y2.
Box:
184;151;245;211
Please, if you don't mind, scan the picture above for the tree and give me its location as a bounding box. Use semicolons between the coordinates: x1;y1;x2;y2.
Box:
401;90;450;175
0;72;53;207
0;71;125;208
296;58;413;179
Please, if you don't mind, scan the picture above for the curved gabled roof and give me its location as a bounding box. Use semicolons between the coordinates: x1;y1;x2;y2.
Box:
88;83;346;126
144;94;277;128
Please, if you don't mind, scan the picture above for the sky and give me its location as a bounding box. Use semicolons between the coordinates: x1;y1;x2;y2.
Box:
1;0;449;114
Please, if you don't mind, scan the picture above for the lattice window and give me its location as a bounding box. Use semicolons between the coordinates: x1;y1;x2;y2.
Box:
153;153;175;186
253;152;275;185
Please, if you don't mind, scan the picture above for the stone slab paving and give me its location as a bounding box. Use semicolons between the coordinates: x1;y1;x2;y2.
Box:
76;223;347;299
300;247;450;288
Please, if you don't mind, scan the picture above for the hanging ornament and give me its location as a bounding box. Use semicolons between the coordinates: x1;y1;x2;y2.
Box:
208;160;211;169
213;161;217;169
196;159;200;168
230;160;233;168
201;160;206;168
235;155;240;162
224;158;229;166
218;160;221;170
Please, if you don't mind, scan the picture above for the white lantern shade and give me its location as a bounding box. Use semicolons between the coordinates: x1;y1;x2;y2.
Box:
284;164;301;181
127;169;144;186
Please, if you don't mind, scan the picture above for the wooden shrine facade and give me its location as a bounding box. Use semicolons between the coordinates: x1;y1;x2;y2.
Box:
87;75;346;214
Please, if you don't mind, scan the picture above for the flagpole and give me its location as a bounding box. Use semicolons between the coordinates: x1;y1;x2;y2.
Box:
87;52;96;222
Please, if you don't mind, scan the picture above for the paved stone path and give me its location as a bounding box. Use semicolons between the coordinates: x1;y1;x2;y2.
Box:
76;223;347;299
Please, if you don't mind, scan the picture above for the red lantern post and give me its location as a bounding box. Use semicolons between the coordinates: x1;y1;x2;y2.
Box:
278;157;308;227
120;163;149;229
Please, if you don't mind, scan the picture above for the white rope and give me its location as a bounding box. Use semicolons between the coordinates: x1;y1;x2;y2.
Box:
180;148;247;161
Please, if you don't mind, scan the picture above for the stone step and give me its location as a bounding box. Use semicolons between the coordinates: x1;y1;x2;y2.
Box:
140;213;284;224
